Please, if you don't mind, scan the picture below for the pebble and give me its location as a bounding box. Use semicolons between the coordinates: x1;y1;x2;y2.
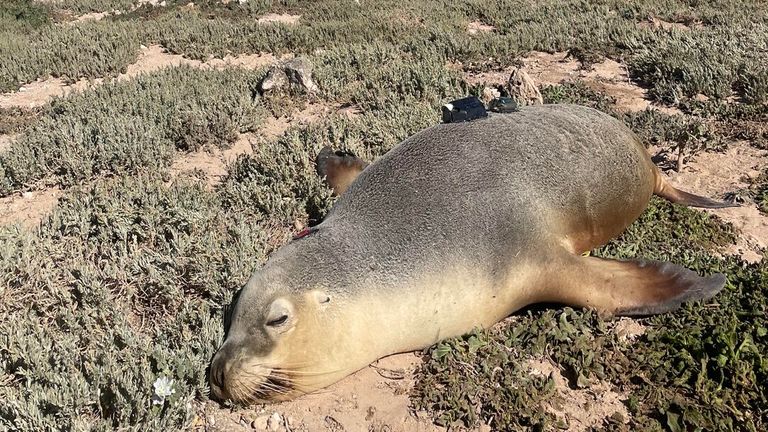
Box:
267;412;283;431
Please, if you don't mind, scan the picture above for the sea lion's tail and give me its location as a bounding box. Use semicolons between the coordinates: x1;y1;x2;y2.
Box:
652;168;738;209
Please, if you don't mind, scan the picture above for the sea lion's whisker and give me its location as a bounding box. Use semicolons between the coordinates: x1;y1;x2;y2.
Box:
271;367;345;376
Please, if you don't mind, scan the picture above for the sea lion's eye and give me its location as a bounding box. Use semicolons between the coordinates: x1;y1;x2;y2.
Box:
266;315;289;327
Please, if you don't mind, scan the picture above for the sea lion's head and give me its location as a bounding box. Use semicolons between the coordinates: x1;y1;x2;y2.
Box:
208;264;350;403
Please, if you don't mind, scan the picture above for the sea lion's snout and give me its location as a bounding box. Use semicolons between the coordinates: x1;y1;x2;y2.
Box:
209;294;311;403
209;344;281;403
210;265;362;405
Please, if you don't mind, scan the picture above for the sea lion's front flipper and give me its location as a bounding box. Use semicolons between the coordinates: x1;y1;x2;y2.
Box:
544;255;726;316
315;146;369;196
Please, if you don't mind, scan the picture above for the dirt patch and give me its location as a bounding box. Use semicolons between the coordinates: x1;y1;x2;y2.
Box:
171;103;361;186
193;353;452;432
580;58;680;115
461;51;681;115
467;21;495;34
0;45;281;109
75;11;109;22
526;358;630;431
69;11;110;23
0;134;16;153
0;188;61;228
637;16;700;31
137;0;167;6
170;132;256;187
614;318;646;344
261;102;361;140
658;141;768;262
461;51;580;89
53;9;113;25
257;13;301;25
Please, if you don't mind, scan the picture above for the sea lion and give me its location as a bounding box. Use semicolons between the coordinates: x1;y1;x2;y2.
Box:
209;103;735;404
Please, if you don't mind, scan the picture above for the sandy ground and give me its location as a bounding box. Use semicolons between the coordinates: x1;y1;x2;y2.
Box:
637;16;702;31
170;102;361;188
191;353;453;432
0;134;15;153
526;358;630;432
462;51;681;115
257;13;301;25
0;44;282;109
659;141;768;263
0;187;61;228
467;21;495;35
1;45;766;430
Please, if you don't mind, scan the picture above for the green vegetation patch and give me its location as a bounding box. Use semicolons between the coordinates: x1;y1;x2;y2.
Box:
0;100;448;429
0;19;142;92
0;66;264;195
1;0;767;431
749;170;768;215
54;0;139;14
2;0;768;107
413;198;766;431
0;176;264;431
0;107;38;135
0;0;51;33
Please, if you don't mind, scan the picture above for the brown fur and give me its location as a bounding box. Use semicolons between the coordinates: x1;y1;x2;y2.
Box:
315;147;368;196
210;104;731;404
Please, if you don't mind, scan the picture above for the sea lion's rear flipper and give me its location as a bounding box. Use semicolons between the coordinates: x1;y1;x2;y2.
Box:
315;146;368;196
653;169;738;209
545;255;726;316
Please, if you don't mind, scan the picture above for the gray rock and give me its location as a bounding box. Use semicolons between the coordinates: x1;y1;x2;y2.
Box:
259;56;318;94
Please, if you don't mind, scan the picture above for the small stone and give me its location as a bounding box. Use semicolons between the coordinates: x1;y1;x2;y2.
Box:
251;414;270;430
283;56;319;93
21;192;33;199
267;412;283;431
324;416;345;432
365;406;376;421
259;68;289;92
506;68;543;106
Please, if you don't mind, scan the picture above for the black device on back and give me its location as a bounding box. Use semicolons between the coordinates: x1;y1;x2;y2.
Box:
441;96;488;123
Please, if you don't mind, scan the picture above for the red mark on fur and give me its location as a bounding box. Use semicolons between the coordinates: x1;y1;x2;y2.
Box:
293;227;314;240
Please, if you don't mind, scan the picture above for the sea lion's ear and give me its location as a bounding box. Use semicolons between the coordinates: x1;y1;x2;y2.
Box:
309;290;331;305
315;146;368;196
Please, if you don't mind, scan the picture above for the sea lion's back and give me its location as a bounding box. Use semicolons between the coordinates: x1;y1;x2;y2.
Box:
322;104;654;272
